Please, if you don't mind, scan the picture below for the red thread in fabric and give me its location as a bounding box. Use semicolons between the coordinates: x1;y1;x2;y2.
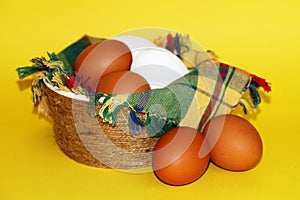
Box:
167;33;175;52
251;74;271;92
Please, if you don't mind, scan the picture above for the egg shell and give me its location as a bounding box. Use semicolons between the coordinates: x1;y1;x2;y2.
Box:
130;47;188;89
74;41;104;70
96;71;150;94
131;64;185;89
111;35;157;61
152;127;210;186
130;47;188;75
74;39;132;92
111;35;157;51
203;114;263;171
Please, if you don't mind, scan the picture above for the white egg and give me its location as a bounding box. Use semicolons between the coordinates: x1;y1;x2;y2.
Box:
130;47;189;89
131;47;188;73
131;64;185;89
111;35;157;51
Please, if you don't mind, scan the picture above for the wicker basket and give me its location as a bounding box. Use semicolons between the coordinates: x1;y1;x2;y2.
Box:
42;81;159;169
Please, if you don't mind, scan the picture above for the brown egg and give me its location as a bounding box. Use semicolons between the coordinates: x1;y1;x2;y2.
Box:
74;41;104;70
152;127;210;186
203;114;263;171
96;71;150;94
74;39;132;92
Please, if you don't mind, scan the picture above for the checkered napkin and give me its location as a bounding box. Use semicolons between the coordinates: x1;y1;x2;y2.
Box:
99;61;252;137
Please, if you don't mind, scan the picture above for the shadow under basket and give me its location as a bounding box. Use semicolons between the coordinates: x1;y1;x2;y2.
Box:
42;82;159;169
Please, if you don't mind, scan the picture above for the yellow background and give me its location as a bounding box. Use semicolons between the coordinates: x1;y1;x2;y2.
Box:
1;0;299;199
